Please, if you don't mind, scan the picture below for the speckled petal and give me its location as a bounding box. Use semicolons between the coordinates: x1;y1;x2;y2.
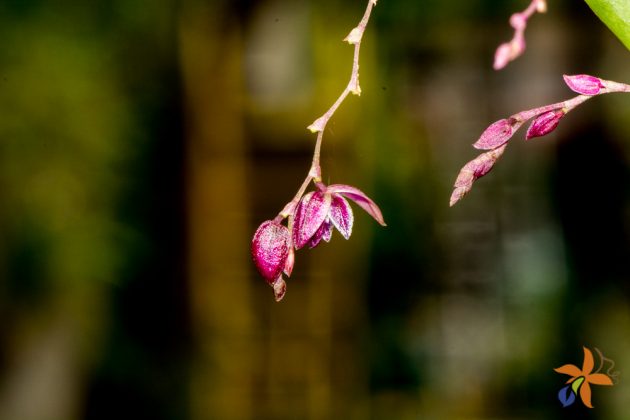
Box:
327;184;386;226
329;194;353;239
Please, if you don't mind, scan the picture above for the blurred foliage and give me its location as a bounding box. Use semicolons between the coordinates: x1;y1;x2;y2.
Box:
585;0;630;50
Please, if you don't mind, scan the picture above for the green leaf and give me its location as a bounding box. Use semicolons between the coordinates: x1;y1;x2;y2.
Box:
585;0;630;50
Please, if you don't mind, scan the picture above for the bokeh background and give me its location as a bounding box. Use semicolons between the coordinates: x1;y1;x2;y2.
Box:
0;0;629;419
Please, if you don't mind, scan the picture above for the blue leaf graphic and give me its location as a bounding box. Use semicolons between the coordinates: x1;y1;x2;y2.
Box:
558;385;576;407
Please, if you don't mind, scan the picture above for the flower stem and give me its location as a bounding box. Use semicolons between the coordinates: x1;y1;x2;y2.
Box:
276;0;377;221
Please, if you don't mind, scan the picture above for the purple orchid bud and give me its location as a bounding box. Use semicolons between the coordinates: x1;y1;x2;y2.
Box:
327;184;386;226
525;109;565;139
252;220;291;284
293;191;332;249
329;194;353;239
449;144;507;206
473;118;522;150
563;74;604;96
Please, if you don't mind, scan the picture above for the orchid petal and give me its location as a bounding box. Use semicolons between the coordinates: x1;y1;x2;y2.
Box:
329;194;354;239
582;347;594;375
293;191;332;249
588;373;613;386
308;219;333;248
554;364;582;378
251;220;291;284
327;184;386;226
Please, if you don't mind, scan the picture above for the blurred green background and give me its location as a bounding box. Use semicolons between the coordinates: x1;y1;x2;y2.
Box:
0;0;629;419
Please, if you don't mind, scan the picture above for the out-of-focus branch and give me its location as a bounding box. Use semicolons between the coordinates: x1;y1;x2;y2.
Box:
493;0;547;70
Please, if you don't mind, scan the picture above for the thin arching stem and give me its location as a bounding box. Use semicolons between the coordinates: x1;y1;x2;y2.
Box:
275;0;377;222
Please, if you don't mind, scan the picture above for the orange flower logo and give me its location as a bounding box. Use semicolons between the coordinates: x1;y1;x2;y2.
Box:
554;346;618;408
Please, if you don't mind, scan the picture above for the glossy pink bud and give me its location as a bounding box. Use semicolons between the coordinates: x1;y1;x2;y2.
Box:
252;220;291;284
563;74;604;96
473;118;521;150
525;109;565;140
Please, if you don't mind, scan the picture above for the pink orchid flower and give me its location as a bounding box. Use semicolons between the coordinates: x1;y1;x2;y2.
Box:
293;184;386;249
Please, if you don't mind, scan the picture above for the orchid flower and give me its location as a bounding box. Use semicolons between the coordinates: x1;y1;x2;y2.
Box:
292;184;386;249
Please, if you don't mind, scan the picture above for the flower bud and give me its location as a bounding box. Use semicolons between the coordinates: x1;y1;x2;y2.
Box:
563;74;604;96
450;144;507;206
251;220;291;284
525;109;565;140
473;118;521;150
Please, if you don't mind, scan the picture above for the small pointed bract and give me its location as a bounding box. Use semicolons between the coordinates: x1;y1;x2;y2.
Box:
473;118;521;150
252;220;291;284
563;74;604;96
272;276;287;302
525;109;565;139
327;184;386;226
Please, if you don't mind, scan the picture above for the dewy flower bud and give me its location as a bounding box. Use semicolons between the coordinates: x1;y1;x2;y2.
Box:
563;74;604;96
525;109;565;140
473;118;522;150
251;220;291;284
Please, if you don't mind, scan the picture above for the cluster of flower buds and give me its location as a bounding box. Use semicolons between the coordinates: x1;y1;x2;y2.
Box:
450;74;630;206
252;183;385;301
493;0;547;70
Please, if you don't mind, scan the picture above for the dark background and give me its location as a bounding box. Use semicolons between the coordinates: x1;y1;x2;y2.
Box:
0;0;628;418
